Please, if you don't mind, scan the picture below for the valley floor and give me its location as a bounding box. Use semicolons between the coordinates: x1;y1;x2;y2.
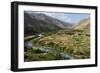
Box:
24;29;90;62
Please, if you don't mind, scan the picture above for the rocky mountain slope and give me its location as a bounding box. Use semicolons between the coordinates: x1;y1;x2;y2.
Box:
74;18;90;30
24;12;73;36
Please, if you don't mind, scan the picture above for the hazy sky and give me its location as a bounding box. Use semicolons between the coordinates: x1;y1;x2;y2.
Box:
26;11;90;24
42;12;90;24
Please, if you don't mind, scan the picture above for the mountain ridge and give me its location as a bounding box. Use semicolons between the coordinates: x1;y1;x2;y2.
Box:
24;12;73;36
74;18;90;30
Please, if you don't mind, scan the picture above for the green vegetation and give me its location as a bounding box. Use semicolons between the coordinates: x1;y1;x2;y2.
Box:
24;29;90;61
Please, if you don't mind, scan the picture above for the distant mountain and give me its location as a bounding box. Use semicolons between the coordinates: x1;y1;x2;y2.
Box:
24;12;73;36
74;18;90;30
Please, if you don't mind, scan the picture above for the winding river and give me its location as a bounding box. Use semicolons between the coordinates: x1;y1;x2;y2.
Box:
24;34;75;60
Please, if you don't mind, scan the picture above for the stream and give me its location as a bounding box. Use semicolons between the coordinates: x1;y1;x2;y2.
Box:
24;34;75;60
